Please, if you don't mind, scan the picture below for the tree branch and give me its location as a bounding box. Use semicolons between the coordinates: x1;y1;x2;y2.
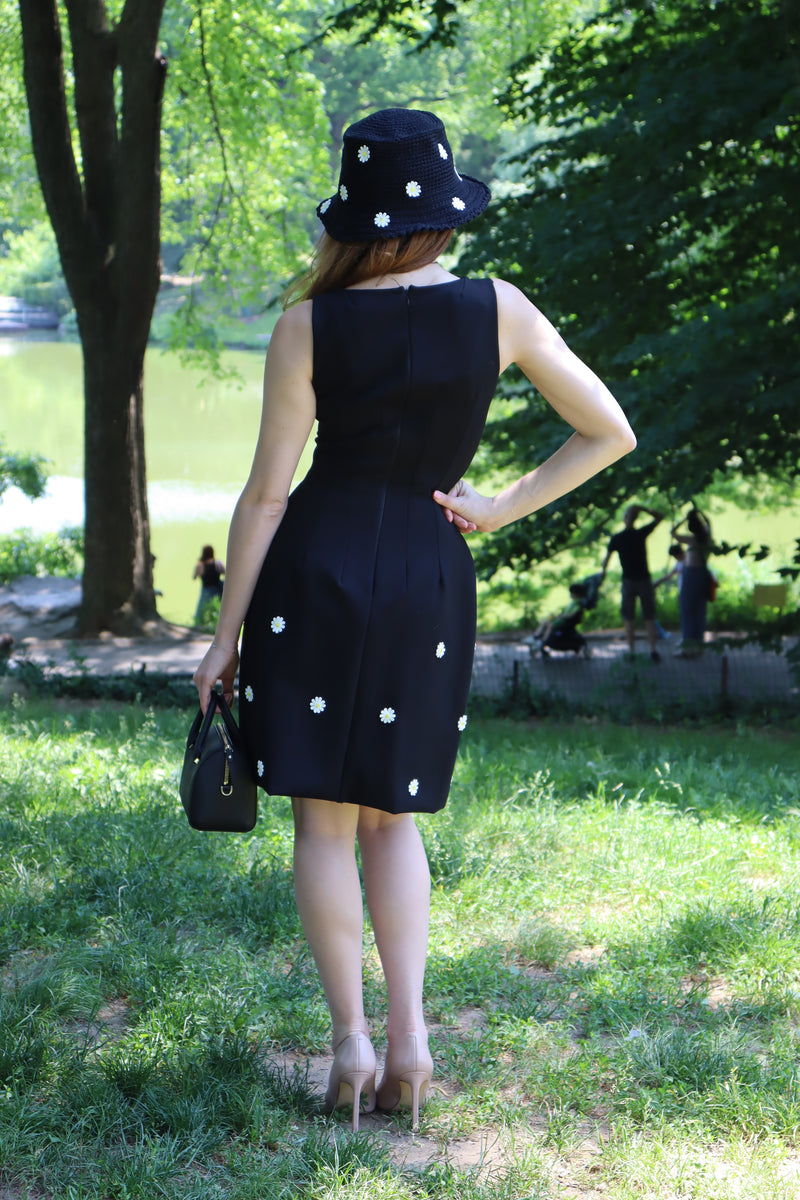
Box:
113;0;167;353
17;0;90;299
63;0;118;253
196;0;255;236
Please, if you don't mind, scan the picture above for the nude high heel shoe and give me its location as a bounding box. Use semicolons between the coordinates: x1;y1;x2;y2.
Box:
324;1031;377;1132
376;1032;433;1131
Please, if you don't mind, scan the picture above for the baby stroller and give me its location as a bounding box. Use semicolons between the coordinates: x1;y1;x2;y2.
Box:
527;572;602;659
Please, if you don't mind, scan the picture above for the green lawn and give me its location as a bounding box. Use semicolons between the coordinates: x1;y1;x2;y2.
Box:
2;699;800;1197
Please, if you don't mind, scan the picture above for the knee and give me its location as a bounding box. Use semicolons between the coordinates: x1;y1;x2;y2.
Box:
293;796;359;841
357;809;415;845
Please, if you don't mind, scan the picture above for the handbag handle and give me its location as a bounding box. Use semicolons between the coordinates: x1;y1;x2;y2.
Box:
186;691;244;761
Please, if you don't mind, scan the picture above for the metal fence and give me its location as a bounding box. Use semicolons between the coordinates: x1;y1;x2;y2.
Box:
470;634;799;720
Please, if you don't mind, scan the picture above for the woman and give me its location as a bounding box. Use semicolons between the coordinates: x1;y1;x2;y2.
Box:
193;108;636;1131
671;508;713;656
192;544;225;622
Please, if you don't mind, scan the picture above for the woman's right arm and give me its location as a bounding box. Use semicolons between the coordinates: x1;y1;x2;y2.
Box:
193;302;316;711
433;280;636;532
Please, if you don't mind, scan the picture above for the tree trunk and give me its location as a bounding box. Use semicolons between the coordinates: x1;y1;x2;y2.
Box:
80;315;154;632
19;0;166;634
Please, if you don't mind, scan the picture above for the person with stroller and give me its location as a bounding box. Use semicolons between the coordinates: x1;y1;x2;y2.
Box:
529;574;601;658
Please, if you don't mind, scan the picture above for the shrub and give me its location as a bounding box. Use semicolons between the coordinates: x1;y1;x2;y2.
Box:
0;527;84;584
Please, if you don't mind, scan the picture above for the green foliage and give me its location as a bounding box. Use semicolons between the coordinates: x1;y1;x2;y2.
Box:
322;0;462;49
0;438;48;503
460;0;800;574
158;1;331;358
0;5;46;228
0;527;83;584
0;221;71;315
194;592;221;631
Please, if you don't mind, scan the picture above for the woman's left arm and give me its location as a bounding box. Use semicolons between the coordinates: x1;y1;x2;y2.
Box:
193;303;315;711
435;280;636;532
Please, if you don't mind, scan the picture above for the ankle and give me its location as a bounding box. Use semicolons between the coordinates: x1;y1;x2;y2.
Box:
386;1020;427;1042
332;1023;371;1050
385;1028;430;1061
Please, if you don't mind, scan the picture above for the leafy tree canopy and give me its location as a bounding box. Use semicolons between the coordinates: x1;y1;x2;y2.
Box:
1;0;588;362
460;0;799;575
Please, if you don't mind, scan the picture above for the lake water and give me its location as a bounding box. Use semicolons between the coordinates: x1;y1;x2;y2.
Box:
0;337;313;625
1;337;796;627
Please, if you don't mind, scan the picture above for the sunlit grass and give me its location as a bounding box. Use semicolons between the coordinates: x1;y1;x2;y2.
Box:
2;698;800;1196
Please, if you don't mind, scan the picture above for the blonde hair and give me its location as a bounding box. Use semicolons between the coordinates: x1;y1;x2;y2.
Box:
284;229;454;306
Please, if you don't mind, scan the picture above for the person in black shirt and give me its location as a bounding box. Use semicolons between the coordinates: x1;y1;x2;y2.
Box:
601;505;663;661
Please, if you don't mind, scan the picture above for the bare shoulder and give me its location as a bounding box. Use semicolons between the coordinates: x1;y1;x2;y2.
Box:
492;277;549;327
265;301;313;378
491;278;560;371
491;277;531;309
271;300;312;345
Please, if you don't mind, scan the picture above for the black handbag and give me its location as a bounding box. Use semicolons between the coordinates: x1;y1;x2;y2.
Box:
180;692;258;832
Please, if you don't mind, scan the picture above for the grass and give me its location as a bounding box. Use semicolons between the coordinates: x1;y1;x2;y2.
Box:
2;700;800;1197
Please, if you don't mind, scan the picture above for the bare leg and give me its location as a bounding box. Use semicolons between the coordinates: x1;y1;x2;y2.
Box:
358;808;433;1125
623;618;636;653
292;796;368;1045
358;809;430;1038
645;619;659;655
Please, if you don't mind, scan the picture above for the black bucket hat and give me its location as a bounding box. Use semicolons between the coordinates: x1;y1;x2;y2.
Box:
317;108;491;243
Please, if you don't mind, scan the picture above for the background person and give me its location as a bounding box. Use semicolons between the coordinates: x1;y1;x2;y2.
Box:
671;508;713;656
529;582;592;657
192;107;636;1133
653;543;685;639
601;504;663;661
654;542;686;592
192;544;225;622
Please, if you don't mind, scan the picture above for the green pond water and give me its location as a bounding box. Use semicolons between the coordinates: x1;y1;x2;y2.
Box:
0;337;313;625
0;337;796;627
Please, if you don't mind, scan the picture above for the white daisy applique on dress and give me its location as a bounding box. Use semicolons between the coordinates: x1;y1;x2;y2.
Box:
374;211;390;228
270;616;286;634
244;685;254;702
257;760;264;777
452;197;466;211
458;714;468;732
408;778;420;796
436;641;446;659
339;184;349;200
357;145;370;163
379;707;396;724
320;198;331;213
438;143;448;160
310;696;326;714
406;181;421;198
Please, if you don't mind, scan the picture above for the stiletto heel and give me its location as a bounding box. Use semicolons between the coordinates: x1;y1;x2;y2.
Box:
324;1032;377;1132
376;1032;433;1131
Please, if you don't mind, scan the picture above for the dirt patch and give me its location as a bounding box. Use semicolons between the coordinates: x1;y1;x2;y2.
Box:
565;945;606;969
451;1006;488;1035
679;971;733;1011
68;998;131;1050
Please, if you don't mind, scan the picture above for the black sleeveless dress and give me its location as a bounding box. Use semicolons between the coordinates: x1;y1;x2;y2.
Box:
239;277;499;814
